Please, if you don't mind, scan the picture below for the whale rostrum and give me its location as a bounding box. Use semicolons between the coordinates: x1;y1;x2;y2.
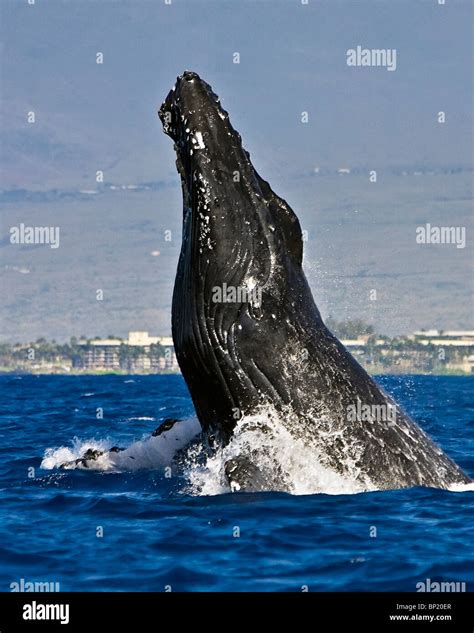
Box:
158;71;471;492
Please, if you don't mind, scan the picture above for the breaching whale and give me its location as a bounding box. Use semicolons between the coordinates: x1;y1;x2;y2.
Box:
158;71;471;492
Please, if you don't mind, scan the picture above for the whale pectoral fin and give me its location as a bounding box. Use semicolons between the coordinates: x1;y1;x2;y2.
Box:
224;457;269;492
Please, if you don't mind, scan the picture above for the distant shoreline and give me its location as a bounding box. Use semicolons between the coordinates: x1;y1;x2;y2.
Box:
1;368;472;378
2;327;472;376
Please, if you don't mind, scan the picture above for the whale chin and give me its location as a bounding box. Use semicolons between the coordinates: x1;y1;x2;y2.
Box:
159;71;471;492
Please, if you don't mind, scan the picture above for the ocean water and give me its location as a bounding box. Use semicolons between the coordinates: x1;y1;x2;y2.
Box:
0;374;472;592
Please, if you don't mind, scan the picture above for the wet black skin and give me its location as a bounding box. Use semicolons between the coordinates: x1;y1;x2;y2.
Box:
158;71;471;490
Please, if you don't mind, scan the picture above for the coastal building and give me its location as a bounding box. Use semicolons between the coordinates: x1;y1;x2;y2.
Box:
84;338;121;370
411;330;474;346
77;332;179;372
340;336;370;348
446;355;474;374
340;331;474;374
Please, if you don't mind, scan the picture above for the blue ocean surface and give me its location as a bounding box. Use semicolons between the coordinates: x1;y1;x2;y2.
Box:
0;374;472;592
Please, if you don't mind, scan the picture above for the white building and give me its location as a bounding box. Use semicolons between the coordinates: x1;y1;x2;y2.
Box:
412;330;474;346
79;332;178;371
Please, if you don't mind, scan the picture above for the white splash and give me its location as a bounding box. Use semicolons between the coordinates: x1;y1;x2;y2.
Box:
41;418;201;473
41;437;112;471
184;407;369;497
448;482;474;492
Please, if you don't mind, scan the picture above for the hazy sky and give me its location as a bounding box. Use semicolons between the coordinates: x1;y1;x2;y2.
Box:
1;0;472;341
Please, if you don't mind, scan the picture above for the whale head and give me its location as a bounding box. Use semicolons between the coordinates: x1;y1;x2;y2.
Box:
158;71;304;276
159;71;320;441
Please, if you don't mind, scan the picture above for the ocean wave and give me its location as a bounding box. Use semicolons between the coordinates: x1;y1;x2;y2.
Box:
126;416;156;421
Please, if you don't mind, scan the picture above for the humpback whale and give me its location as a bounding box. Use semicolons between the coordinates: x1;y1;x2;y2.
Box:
158;71;470;492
